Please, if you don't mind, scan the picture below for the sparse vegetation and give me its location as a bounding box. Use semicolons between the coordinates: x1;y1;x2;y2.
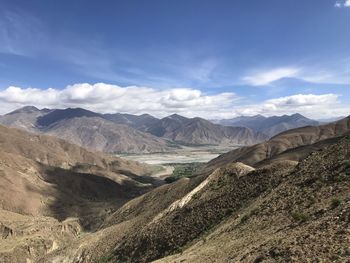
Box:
171;162;202;178
164;162;202;183
164;176;178;184
97;255;110;263
239;207;259;224
291;211;308;222
341;159;350;172
240;214;250;224
307;194;316;206
331;198;341;209
209;175;227;190
192;192;201;200
225;207;234;216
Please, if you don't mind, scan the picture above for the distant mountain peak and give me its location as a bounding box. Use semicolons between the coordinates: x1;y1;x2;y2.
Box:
215;113;319;138
139;113;156;118
290;113;304;118
7;106;40;115
36;107;101;127
191;117;209;123
168;113;182;118
249;114;266;119
166;113;188;121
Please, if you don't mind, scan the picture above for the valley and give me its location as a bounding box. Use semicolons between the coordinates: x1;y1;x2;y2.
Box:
116;144;239;164
117;145;240;180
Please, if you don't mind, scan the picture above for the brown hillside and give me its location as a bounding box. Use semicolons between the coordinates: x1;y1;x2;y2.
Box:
204;116;350;172
44;135;350;263
157;135;350;262
0;124;163;262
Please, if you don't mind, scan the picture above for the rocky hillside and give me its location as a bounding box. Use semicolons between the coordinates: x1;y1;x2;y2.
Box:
216;113;319;138
156;136;350;262
37;134;350;263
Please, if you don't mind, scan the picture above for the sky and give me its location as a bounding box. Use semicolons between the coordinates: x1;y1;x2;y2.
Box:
0;0;349;119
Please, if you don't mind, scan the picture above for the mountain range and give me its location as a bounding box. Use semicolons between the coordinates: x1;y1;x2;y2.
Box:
1;115;350;262
126;113;267;145
214;113;320;138
0;106;266;153
1;106;325;154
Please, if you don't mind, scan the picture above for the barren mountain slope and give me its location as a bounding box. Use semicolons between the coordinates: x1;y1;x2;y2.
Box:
5;127;350;262
0;125;159;262
217;113;319;138
43;135;350;263
0;124;149;173
169;117;266;145
204;115;350;172
2;115;350;263
0;107;175;154
107;161;296;262
43;116;175;153
104;112;160;130
0;124;158;217
157;136;350;262
143;114;266;145
38;174;206;262
0;106;50;132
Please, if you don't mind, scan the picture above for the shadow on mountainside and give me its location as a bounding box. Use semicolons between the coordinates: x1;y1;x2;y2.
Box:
24;164;139;231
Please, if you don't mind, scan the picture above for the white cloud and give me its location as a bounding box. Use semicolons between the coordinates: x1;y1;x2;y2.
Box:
0;84;348;119
265;94;339;107
232;94;350;119
242;67;300;86
0;83;238;118
242;66;350;86
335;0;350;7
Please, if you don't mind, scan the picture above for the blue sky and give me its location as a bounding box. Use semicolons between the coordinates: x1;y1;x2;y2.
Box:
0;0;349;118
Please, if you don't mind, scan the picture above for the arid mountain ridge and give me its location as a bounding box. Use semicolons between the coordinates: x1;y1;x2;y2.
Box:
0;106;265;153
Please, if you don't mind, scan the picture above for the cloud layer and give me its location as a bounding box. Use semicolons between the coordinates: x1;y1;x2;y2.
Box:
0;83;348;119
0;84;237;118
